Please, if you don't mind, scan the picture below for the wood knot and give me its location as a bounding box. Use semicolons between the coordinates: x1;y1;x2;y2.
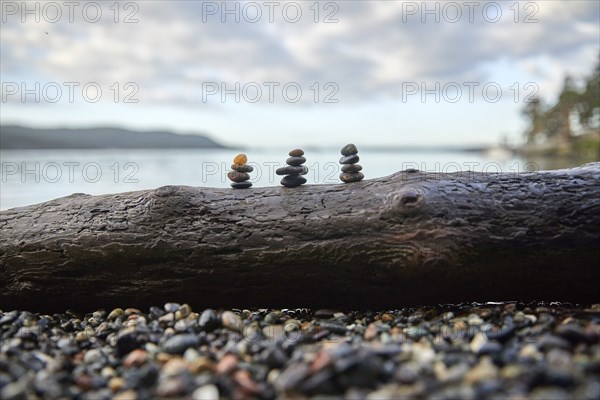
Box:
388;187;426;215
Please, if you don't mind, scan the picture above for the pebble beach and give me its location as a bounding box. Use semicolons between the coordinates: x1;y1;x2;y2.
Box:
1;302;599;399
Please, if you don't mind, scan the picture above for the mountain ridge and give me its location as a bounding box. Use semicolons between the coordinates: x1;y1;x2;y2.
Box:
0;125;227;149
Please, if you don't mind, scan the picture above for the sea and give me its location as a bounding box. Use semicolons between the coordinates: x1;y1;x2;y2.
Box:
0;148;576;210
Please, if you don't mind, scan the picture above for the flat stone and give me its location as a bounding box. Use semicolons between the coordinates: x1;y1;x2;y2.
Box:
314;309;339;318
163;334;200;354
340;172;364;183
318;320;347;334
233;154;247;165
227;171;250;183
339;154;359;164
341;143;358;156
231;182;252;189
276;165;308;176
341;164;362;173
289;149;304;157
281;175;307;188
231;164;253;173
286;156;306;166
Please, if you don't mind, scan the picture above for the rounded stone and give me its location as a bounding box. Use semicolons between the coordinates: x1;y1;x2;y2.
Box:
108;308;125;321
233;153;248;165
286;156;306;166
222;311;243;332
199;309;220;332
281;175;307;188
108;377;124;393
83;348;105;364
116;329;142;356
289;149;304;157
175;303;191;319
231;181;252;189
340;172;364;183
231;164;253;173
227;171;250;183
276;165;308;176
163;334;200;354
341;164;362;173
123;349;148;368
341;143;358;156
192;385;220;400
339;154;359;165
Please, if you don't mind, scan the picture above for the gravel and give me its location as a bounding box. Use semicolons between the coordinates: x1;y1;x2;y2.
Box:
1;302;599;399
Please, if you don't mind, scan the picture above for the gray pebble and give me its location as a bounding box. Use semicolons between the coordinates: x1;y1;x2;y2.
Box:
340;172;364;183
286;156;306;166
199;309;219;332
281;175;307;188
340;143;358;156
163;334;200;354
231;181;252;189
227;171;250;183
276;165;308;176
221;311;243;332
341;164;362;173
339;154;359;164
231;164;253;173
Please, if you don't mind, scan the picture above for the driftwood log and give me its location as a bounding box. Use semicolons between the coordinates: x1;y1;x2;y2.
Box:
1;163;599;312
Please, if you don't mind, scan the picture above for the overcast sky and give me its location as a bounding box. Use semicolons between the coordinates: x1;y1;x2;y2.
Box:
1;0;599;147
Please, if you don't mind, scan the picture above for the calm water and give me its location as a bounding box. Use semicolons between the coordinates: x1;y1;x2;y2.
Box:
0;148;566;210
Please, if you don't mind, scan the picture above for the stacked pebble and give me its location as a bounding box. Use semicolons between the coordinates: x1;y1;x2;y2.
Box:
227;153;253;189
339;143;364;183
277;149;308;188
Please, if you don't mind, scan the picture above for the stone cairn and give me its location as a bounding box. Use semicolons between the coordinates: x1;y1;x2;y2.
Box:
228;153;253;189
339;143;364;183
277;149;308;188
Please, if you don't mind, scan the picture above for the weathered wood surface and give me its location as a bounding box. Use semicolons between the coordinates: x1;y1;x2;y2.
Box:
1;163;599;312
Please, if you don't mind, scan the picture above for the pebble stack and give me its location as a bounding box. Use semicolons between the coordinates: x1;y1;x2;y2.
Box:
1;302;598;399
339;143;364;183
228;153;253;189
277;149;308;188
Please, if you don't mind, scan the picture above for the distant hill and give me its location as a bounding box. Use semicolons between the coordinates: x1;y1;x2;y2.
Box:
0;125;227;149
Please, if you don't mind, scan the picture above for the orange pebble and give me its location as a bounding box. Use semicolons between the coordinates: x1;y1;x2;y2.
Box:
233;153;248;165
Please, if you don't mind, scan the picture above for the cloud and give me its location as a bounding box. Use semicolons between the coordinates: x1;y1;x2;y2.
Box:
1;0;598;107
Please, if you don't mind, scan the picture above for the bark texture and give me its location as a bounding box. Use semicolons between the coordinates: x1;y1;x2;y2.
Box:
1;163;599;312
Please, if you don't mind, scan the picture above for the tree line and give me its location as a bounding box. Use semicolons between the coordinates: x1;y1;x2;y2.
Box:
522;55;599;144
